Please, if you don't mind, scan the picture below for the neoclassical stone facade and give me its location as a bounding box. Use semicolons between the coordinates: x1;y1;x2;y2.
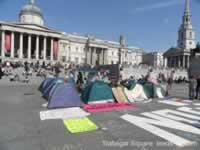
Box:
0;0;143;65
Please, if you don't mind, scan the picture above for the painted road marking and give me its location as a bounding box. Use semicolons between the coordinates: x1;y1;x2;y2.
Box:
194;103;200;106
152;109;199;124
158;100;189;106
153;109;200;120
177;107;200;115
121;113;197;147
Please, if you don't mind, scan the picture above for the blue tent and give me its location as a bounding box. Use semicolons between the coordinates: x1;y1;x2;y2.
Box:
41;78;56;93
48;83;83;109
39;77;55;92
41;78;64;94
43;79;64;99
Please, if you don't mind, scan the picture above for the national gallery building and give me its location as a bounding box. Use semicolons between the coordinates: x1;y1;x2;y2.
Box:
0;0;143;65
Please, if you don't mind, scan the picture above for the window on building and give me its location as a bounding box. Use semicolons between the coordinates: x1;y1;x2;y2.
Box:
190;41;192;45
75;57;79;63
76;47;79;52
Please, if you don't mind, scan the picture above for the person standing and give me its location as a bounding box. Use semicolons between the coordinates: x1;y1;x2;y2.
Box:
54;63;60;78
195;77;200;100
166;70;175;96
76;72;83;91
189;76;197;100
0;65;4;79
24;61;29;73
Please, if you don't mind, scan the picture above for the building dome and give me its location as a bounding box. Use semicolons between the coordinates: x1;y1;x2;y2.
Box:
19;0;44;26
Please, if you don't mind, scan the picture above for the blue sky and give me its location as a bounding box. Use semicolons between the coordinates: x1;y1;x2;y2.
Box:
0;0;200;52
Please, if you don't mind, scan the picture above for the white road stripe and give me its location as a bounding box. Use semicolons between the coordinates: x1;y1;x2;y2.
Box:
194;103;200;106
177;107;200;115
158;100;189;106
152;109;200;121
121;114;196;147
152;109;199;124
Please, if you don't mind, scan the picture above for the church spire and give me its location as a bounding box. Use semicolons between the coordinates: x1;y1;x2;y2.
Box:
29;0;35;4
182;0;191;25
177;0;195;50
184;0;190;14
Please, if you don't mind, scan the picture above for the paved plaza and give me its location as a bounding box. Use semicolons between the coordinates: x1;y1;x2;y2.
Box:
0;77;200;150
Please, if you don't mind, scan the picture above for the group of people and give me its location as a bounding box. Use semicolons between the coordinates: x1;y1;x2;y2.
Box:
188;76;200;100
1;60;200;101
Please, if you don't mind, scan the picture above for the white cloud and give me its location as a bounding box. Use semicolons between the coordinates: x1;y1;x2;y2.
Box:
134;0;184;12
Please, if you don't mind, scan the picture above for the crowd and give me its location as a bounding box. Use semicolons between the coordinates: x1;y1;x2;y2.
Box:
0;61;199;100
188;76;200;100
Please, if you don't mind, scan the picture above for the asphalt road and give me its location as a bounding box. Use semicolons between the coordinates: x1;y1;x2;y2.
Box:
0;78;199;150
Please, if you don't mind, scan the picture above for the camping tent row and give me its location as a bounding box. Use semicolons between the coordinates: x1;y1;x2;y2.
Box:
39;78;166;109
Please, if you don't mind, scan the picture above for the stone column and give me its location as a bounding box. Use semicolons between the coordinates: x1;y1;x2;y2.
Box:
104;49;108;64
65;45;68;62
19;33;23;59
11;32;15;58
178;56;181;68
187;55;190;68
50;38;53;61
182;55;185;68
28;35;32;59
92;47;96;65
90;48;93;65
99;48;103;65
1;31;5;59
102;49;105;65
164;57;167;68
57;40;59;61
43;37;47;61
87;47;91;64
36;35;39;60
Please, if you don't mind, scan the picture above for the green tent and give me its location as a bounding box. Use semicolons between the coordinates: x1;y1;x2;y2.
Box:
142;83;154;98
82;81;114;104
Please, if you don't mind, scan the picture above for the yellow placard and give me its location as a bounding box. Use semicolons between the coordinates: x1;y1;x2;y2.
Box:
63;117;98;134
